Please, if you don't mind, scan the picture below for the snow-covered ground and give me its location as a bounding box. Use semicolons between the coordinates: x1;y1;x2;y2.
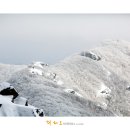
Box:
1;40;130;116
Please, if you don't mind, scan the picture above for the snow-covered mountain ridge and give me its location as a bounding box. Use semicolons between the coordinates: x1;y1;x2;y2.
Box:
1;40;130;116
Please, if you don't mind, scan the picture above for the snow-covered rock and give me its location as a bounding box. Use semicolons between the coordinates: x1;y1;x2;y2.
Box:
29;61;48;69
80;51;101;61
64;89;83;97
97;83;111;98
29;68;43;76
0;82;14;91
0;82;18;100
0;82;44;117
45;72;64;85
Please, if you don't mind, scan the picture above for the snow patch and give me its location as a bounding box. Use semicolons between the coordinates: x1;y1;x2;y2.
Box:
29;68;43;76
0;100;44;116
97;83;111;98
33;62;44;69
102;66;111;76
0;82;13;91
13;96;28;106
46;72;51;77
106;70;111;76
30;61;48;69
0;95;13;103
56;80;64;85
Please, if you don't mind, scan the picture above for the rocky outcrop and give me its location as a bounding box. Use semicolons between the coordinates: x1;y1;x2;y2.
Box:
80;51;101;61
0;82;44;117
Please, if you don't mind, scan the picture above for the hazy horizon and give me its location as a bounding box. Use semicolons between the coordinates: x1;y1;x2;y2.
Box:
0;14;130;65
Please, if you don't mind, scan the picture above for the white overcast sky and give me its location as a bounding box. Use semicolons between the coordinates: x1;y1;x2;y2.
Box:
0;14;130;64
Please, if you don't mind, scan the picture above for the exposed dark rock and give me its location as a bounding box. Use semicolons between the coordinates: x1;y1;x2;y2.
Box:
0;87;18;100
126;86;130;91
25;100;28;106
33;109;44;117
70;90;75;94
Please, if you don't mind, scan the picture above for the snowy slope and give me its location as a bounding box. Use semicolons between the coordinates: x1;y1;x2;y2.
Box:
0;64;26;82
1;40;130;116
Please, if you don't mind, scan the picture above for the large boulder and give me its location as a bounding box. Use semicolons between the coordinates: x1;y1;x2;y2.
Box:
0;82;44;117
